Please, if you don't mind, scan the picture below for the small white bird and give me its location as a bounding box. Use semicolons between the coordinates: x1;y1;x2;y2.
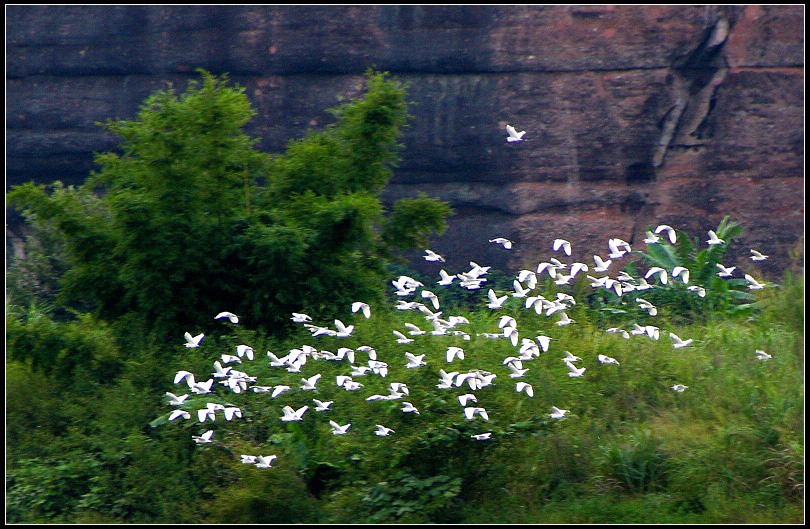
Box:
255;455;277;469
220;354;242;365
645;267;668;285
280;405;309;422
606;327;630;339
487;288;508;309
446;346;465;363
300;374;321;391
458;394;478;406
644;230;661;244
671;384;689;393
271;385;292;398
553;238;572;256
313;399;334;411
374;424;395;437
536;335;552;352
549;406;569;419
184;332;204;348
421;289;441;310
745;274;766;290
401;402;420;414
755;349;772;361
192;430;214;444
593;255;612;273
471;433;492;440
235;344;254;361
562;351;582;363
215;311;239;324
189;378;214;395
168;409;191;421
464;406;489;421
706;230;725;246
424;249;446;262
334;319;354;337
393;330;415;344
351;302;371;319
597;354;620;366
654;224;677;244
672;266;690;285
437;269;456;286
515;382;534;397
608;238;632;258
223;407;243;421
291;312;312;323
329;420;351;435
556;312;576;326
489;237;513;249
716;263;736;277
506;124;526;142
636;298;658;316
404;352;427;369
240;455;258;464
165;392;189;406
687;285;707;297
565;360;586;378
750;249;768;261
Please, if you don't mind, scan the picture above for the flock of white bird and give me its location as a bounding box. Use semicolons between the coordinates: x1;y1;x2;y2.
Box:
163;125;774;469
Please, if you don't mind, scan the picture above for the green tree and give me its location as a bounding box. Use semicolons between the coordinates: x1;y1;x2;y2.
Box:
8;69;451;344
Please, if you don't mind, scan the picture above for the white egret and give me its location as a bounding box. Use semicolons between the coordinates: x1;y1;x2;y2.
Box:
593;255;612;273
471;433;492;440
212;361;232;378
192;430;214;444
556;312;576;326
536;335;552;352
271;385;292;398
565;360;586;378
375;425;395;437
716;263;736;277
687;285;706;297
223;407;242;421
597;354;620;366
706;230;724;246
645;267;668;285
506;124;526;142
280;405;309;422
424;249;445;262
464;407;489;421
446;346;465;363
487;289;508;309
750;249;768;261
241;455;258;464
755;350;772;361
165;392;189;406
672;266;690;284
437;269;457;285
393;330;415;344
745;274;766;290
654;224;677;244
489;237;513;249
401;402;420;414
404;352;427;369
644;230;661;244
606;327;630;339
549;406;569;419
334;319;354;337
329;420;351;435
184;332;204;348
351;302;371;319
553;238;572;256
220;354;242;365
300;374;321;391
291;313;312;323
671;384;688;393
313;399;334;411
215;311;239;324
458;394;478;406
255;455;277;469
168;410;191;421
515;382;534;397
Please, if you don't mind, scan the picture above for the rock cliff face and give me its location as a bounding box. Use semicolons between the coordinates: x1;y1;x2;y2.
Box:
7;5;804;278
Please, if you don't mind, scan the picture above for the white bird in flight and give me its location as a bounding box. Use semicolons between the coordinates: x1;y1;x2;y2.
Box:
489;237;513;249
592;255;612;273
671;384;689;393
716;263;736;277
672;266;690;285
654;224;677;244
755;349;772;361
424;249;445;262
464;406;489;421
192;430;214;444
215;311;239;324
471;433;492;440
506;124;526;142
281;405;309;422
750;249;768;261
404;352;427;369
184;332;204;348
165;392;189;406
553;238;572;256
597;354;621;366
313;399;334;411
374;424;395;437
255;455;277;469
446;346;465;363
562;351;582;363
565;360;586;378
329;420;351;435
291;312;312;323
401;402;420;414
351;302;371;319
437;269;456;285
745;274;766;290
168;409;191;421
515;382;534;397
487;288;508;309
706;230;724;246
549;406;569;419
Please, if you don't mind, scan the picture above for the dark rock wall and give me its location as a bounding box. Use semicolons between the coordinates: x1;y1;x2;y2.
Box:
7;5;804;278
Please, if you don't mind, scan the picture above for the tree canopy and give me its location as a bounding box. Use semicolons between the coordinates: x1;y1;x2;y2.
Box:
8;69;452;344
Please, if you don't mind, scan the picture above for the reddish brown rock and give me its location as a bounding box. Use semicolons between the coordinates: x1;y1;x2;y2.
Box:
6;5;804;280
